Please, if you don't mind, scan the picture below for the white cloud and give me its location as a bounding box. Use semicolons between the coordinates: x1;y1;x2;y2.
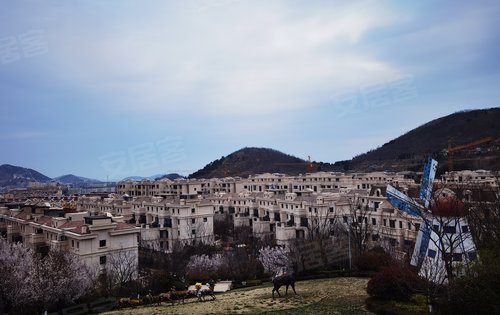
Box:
43;1;405;116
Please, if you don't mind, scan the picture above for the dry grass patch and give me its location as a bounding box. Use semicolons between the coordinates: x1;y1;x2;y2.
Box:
103;277;372;315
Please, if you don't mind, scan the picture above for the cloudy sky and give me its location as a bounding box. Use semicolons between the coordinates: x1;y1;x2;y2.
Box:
1;0;499;180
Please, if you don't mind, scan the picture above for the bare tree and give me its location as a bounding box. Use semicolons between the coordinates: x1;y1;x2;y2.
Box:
300;204;339;267
409;193;475;286
464;182;500;251
102;249;139;295
183;220;214;247
339;196;374;257
419;256;447;313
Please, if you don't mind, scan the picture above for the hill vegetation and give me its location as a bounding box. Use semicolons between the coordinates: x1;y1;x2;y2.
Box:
54;174;102;187
0;164;52;190
2;108;499;188
189;147;314;178
190;108;500;177
348;108;500;173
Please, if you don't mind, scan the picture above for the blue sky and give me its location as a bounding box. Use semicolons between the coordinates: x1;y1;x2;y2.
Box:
1;0;499;180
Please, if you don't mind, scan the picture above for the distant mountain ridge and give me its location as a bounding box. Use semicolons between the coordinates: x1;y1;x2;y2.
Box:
122;173;185;181
54;174;102;187
2;108;499;189
0;164;52;190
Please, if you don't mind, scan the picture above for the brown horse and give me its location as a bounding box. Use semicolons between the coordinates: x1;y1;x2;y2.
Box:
272;274;297;299
169;288;196;304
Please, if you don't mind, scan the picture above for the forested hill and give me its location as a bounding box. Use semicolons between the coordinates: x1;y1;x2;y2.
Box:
345;108;500;173
189;148;311;178
189;108;500;177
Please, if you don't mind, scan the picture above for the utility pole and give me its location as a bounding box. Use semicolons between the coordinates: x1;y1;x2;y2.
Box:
348;218;352;270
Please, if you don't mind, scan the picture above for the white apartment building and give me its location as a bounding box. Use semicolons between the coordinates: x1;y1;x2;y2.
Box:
129;197;214;252
117;171;412;198
0;204;140;274
440;170;498;187
211;185;422;253
116;177;238;198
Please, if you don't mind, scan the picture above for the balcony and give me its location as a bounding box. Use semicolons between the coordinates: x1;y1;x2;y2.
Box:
28;233;46;245
50;239;69;251
276;224;297;244
133;207;146;215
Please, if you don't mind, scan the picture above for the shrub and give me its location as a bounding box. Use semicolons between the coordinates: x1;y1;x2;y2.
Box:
367;264;423;301
440;273;500;315
354;246;393;272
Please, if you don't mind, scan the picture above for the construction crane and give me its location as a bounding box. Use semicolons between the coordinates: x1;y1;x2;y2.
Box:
447;136;494;171
274;156;316;173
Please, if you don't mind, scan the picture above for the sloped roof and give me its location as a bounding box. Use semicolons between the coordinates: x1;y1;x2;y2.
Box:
59;220;90;234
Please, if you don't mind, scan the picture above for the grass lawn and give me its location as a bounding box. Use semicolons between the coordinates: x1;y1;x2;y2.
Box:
103;277;372;315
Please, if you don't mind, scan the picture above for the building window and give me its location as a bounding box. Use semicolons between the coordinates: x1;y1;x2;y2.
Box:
443;226;456;234
203;217;208;222
453;253;463;262
428;249;436;258
71;240;74;247
191;218;196;224
461;225;469;233
99;240;106;247
372;218;376;225
389;220;395;228
399;221;403;229
383;219;387;226
191;208;195;214
192;229;196;235
100;256;107;265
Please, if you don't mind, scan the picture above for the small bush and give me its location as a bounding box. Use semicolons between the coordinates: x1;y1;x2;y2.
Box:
440;273;500;315
354;247;393;272
367;264;423;301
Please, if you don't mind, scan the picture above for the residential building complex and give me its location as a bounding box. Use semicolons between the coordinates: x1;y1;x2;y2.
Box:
1;169;496;268
0;201;139;274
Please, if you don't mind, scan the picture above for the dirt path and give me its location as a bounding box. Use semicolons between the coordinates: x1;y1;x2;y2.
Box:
104;277;372;315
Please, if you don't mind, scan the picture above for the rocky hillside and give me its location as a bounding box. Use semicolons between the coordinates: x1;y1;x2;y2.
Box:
189;147;313;178
347;108;500;173
190;108;500;177
0;164;52;190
